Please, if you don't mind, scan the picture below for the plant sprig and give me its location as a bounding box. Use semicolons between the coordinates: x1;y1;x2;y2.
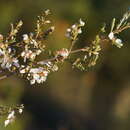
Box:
0;9;129;83
0;9;130;127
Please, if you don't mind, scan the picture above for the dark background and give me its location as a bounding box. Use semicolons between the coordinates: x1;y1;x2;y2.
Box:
0;0;130;130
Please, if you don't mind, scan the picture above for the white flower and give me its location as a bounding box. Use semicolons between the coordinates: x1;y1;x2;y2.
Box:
56;48;69;59
4;119;10;127
0;49;4;56
78;28;82;34
21;50;34;62
45;9;50;15
7;111;15;119
23;34;29;41
108;32;114;40
79;19;85;26
12;58;20;68
108;32;123;48
50;26;55;32
19;109;23;114
33;74;40;80
66;19;85;39
42;70;48;77
30;53;36;59
21;49;41;62
20;65;30;74
36;50;42;55
72;24;76;29
66;28;72;37
115;38;123;48
20;69;26;73
45;20;51;24
8;48;12;53
30;68;40;73
67;28;71;32
28;67;49;84
4;111;15;127
30;79;35;84
115;38;122;44
37;76;46;83
0;56;19;69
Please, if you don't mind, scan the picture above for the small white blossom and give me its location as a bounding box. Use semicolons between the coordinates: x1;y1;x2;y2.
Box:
50;26;55;32
45;20;51;24
66;32;71;38
77;28;82;34
20;69;26;74
23;34;29;41
115;38;122;44
36;50;42;55
67;28;71;32
30;68;40;73
108;32;114;40
28;67;49;84
18;109;23;114
8;48;12;53
21;49;41;62
7;111;15;119
30;79;35;84
66;19;85;39
12;58;20;68
56;48;69;59
108;32;123;48
115;38;123;48
4;111;15;127
21;50;35;62
20;66;30;74
0;54;19;69
4;120;10;127
0;49;4;56
79;19;85;26
45;9;50;15
72;24;76;29
30;53;36;59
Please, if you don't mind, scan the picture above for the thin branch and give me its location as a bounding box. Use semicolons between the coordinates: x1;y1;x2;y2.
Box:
37;57;57;65
0;73;13;81
113;25;130;34
70;48;86;54
0;75;8;80
69;40;76;52
37;36;109;65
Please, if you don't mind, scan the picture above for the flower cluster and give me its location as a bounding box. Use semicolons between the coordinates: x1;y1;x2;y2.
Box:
55;48;69;61
66;19;85;40
4;110;15;127
4;107;23;127
28;67;49;84
108;32;123;48
0;41;19;71
0;104;24;127
108;10;130;48
21;33;44;62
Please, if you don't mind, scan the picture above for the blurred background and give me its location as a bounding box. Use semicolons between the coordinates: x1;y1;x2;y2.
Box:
0;0;130;130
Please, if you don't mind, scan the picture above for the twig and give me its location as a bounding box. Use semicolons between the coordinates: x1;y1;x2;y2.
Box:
69;40;76;52
0;73;13;81
0;75;8;80
113;25;130;34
